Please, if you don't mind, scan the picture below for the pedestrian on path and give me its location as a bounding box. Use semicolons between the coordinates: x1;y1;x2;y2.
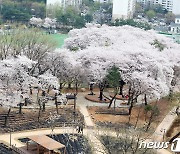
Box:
78;125;81;133
76;125;79;132
80;125;83;135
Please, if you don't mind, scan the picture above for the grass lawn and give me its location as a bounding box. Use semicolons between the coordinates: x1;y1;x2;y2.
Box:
48;33;68;48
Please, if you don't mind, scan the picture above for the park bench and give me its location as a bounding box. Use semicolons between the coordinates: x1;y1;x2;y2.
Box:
66;94;76;99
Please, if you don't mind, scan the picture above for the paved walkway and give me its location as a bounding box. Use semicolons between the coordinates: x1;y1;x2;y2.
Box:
0;92;178;154
0;127;118;154
77;93;107;153
146;107;178;154
79;106;95;128
78;91;178;154
0;91;109;154
152;107;177;142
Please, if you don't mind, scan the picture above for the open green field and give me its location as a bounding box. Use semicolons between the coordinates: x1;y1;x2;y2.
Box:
48;33;68;48
0;30;68;49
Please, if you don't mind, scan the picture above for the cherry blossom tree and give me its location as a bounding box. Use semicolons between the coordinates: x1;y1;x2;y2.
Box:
39;49;76;93
0;23;179;123
76;47;112;101
38;49;85;116
0;55;37;125
0;55;36;107
43;18;57;30
29;17;43;27
68;25;180;112
29;17;57;30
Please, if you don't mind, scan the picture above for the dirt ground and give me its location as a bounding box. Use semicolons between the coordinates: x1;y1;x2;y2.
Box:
88;97;174;130
0;106;84;133
166;116;180;139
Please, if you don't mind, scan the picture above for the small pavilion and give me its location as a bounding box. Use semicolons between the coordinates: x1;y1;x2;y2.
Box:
24;135;66;154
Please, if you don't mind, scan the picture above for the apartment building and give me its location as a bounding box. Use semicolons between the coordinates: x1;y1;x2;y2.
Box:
94;0;112;3
152;0;173;12
46;0;82;8
137;0;150;5
137;0;180;15
172;0;180;15
112;0;136;20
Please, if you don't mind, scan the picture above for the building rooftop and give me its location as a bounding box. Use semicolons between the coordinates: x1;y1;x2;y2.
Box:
175;15;180;18
29;135;65;151
170;23;180;27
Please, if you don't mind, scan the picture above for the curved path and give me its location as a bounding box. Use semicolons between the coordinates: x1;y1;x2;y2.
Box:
0;92;178;154
77;92;177;154
0;127;118;154
146;107;178;154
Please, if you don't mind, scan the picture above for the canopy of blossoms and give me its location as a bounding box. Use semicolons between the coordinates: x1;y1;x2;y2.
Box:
64;24;180;99
0;24;180;107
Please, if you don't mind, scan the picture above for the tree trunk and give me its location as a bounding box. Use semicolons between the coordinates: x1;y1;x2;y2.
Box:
59;83;63;95
4;108;11;127
119;80;125;96
129;104;133;116
135;97;138;103
119;85;123;96
108;93;117;108
47;85;51;94
128;100;134;123
168;88;173;101
99;90;103;101
42;102;45;112
30;88;32;95
127;86;132;105
134;107;141;129
176;106;179;116
37;99;41;122
42;90;46;96
89;83;94;95
99;82;105;101
144;94;147;105
4;116;8;127
38;108;41;122
25;98;28;106
55;94;58;114
75;82;78;95
145;113;153;132
128;98;134;116
68;83;71;89
113;98;116;115
56;102;58;114
19;103;22;114
74;96;77;122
